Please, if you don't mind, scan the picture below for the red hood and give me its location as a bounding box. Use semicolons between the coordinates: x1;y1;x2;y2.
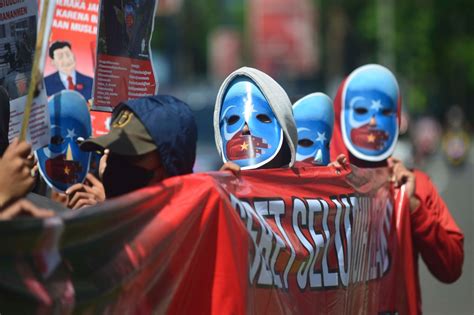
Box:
330;76;402;167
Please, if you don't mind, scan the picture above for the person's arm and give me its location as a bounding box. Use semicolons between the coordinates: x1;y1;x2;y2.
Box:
389;158;464;283
410;170;464;283
0;198;53;220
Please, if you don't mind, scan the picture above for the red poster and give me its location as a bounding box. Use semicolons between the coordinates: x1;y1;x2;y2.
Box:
44;0;99;103
90;109;111;136
0;165;415;314
44;0;114;138
92;0;158;111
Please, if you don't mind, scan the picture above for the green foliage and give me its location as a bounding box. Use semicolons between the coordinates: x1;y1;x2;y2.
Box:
150;0;474;122
336;0;473;119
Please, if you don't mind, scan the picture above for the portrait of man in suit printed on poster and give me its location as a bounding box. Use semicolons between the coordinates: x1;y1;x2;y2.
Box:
44;41;93;101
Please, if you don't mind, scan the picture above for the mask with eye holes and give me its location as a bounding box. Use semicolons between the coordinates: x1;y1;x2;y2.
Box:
293;93;334;166
219;77;283;169
341;64;400;162
36;90;92;192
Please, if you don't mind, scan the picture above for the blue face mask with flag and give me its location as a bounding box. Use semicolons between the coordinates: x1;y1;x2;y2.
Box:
219;77;283;169
293;93;334;165
341;64;399;162
36;90;92;192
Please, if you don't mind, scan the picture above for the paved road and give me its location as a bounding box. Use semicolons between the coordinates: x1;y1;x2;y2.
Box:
418;145;473;314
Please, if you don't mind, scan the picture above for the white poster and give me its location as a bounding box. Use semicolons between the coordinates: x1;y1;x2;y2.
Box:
0;0;52;150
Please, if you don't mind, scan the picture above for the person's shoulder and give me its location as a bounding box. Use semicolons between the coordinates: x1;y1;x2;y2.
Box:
413;169;432;184
413;169;438;198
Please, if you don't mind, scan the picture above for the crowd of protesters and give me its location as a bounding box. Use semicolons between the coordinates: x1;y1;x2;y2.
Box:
0;63;464;313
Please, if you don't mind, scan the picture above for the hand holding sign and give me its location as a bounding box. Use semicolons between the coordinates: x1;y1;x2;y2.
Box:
0;139;36;208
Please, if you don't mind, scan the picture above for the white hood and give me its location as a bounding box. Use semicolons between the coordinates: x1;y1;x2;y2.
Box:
214;67;297;168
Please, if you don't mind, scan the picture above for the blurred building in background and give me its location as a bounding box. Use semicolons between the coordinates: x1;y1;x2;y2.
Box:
248;0;319;79
149;2;473;314
208;27;241;81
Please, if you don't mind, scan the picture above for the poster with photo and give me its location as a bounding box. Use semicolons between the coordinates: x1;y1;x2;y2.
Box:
1;0;51;150
44;0;100;102
44;0;112;137
92;0;158;111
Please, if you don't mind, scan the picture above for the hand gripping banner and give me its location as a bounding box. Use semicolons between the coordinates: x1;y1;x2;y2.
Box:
0;165;415;314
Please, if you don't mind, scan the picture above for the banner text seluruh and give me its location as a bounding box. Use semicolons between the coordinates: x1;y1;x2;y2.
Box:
229;192;393;290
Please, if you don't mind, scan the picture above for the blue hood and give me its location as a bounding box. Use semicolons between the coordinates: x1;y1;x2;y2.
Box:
114;95;198;177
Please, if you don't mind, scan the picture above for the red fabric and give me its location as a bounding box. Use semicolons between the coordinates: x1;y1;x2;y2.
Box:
1;166;423;314
118;167;414;314
394;186;418;315
330;78;349;161
410;170;464;313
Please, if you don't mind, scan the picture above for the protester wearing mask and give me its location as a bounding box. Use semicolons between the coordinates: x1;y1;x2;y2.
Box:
80;95;197;199
32;90;105;210
330;64;463;314
214;67;297;171
36;90;93;193
293;92;334;166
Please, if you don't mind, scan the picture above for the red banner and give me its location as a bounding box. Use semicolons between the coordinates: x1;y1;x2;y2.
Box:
0;165;415;314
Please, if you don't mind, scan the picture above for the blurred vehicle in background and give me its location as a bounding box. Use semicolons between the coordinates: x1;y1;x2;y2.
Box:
442;106;471;167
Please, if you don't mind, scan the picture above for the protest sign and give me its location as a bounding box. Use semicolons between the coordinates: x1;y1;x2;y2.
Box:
92;0;158;111
44;0;99;102
1;0;53;150
44;0;109;136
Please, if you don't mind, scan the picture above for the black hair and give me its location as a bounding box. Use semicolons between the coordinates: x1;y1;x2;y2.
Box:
48;41;72;59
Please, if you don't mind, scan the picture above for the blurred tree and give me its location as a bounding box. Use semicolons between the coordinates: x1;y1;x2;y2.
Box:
152;0;245;82
151;0;473;124
319;0;474;124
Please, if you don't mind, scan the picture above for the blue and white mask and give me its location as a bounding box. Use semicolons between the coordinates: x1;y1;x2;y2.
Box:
293;93;334;165
341;64;400;162
36;90;92;192
219;77;283;169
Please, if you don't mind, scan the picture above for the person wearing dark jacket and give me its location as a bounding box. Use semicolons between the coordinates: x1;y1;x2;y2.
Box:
0;86;9;157
80;95;197;199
